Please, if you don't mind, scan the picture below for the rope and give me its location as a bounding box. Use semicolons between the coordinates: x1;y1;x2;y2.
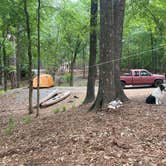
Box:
88;44;166;68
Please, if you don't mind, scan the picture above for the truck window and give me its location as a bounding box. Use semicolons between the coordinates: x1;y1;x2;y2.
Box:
141;71;150;76
134;71;139;76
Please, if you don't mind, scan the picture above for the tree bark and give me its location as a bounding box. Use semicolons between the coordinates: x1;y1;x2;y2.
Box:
69;40;81;86
90;0;128;111
113;0;128;101
2;42;7;91
24;0;33;114
0;40;5;86
0;63;2;85
16;25;21;88
83;0;98;104
36;0;41;117
9;35;17;89
70;51;77;87
10;71;17;89
2;31;7;91
82;47;86;78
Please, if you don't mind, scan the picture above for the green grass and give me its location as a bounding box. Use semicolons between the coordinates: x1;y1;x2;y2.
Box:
4;117;16;135
52;106;68;114
62;106;67;112
52;108;60;114
0;90;5;95
22;116;32;125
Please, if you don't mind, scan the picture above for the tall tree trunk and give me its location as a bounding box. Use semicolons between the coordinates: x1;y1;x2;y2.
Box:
90;0;128;111
36;0;41;117
2;42;7;91
0;62;2;86
16;25;21;88
9;35;17;89
0;46;3;86
2;31;7;91
113;1;127;100
127;39;130;70
24;0;33;114
69;40;81;86
83;0;98;104
0;38;6;86
149;31;154;72
70;52;77;87
82;47;86;79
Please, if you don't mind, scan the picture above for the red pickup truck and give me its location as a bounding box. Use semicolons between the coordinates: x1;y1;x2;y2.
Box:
120;69;165;88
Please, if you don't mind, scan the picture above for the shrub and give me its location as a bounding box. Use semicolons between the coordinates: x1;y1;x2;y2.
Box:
62;106;67;112
22;116;32;124
0;90;4;95
52;108;60;114
64;73;71;83
4;117;16;135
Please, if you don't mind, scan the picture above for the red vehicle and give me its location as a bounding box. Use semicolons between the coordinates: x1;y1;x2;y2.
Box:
120;69;165;88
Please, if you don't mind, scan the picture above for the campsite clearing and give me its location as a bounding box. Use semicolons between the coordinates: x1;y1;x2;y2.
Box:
0;87;166;165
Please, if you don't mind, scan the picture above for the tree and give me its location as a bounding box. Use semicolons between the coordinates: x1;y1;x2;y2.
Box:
69;35;81;86
122;0;166;73
84;0;98;104
56;1;89;86
16;25;21;88
36;0;41;117
2;31;7;91
91;0;128;111
8;34;17;89
24;0;33;114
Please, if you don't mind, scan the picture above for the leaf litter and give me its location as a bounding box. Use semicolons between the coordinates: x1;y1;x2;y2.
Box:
0;88;166;165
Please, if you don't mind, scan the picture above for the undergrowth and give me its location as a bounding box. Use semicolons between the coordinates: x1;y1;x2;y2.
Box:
4;117;16;135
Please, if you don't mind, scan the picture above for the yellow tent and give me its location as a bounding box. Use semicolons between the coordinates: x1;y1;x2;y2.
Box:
33;74;54;88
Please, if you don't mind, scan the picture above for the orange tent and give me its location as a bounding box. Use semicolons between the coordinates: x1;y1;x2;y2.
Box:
33;74;54;88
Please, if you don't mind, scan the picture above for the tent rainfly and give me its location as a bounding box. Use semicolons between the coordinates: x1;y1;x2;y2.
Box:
33;74;54;88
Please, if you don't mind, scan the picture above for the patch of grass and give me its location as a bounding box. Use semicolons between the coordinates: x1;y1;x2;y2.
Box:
22;116;32;125
0;90;5;95
65;73;71;83
4;117;16;135
72;104;76;110
52;108;60;114
62;106;67;112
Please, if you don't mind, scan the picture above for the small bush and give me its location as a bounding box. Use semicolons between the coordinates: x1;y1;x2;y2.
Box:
4;117;16;135
0;90;4;95
64;73;71;83
62;106;67;112
22;116;32;124
52;108;60;114
60;73;71;84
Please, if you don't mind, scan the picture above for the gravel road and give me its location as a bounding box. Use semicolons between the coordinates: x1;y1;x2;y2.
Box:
32;85;166;104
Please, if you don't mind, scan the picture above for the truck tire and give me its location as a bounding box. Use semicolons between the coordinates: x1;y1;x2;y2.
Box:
154;79;163;87
121;81;125;88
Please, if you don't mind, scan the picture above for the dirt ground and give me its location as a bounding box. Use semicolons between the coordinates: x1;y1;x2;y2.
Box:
0;86;166;166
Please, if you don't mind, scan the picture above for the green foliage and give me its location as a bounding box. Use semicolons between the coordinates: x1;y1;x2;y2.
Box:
52;106;67;114
62;73;71;83
4;117;16;135
52;108;60;114
0;90;5;95
21;115;32;124
21;64;29;78
62;106;67;112
0;0;166;79
122;0;166;72
7;65;16;73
